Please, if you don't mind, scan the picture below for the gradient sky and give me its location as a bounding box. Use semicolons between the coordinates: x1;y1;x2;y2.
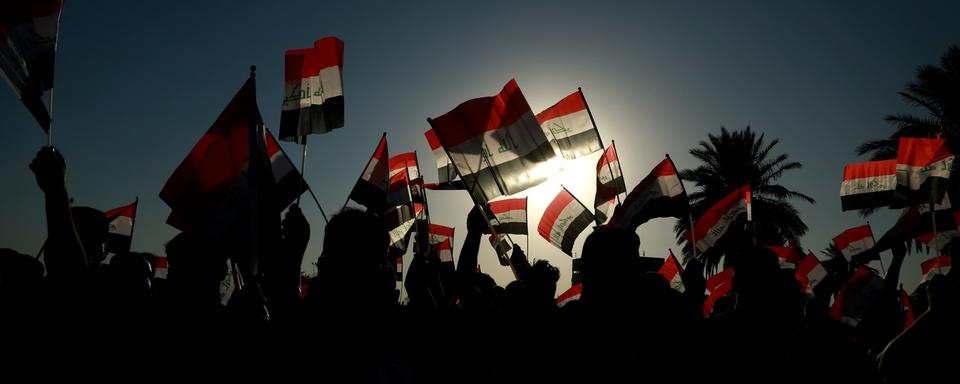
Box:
2;0;958;294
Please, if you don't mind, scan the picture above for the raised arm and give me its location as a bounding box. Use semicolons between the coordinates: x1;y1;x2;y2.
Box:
30;147;87;278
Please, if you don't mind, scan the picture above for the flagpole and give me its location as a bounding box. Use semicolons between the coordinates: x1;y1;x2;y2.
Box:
427;117;518;279
665;153;697;259
129;196;139;254
605;140;623;206
266;128;328;224
526;196;530;259
297;136;308;206
576;86;600;157
930;201;943;275
47;88;54;147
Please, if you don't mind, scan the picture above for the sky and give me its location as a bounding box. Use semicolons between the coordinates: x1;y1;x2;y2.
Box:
1;0;958;294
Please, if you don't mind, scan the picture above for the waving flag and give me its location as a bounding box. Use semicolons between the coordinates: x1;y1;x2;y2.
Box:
434;239;454;265
795;251;827;296
832;224;875;261
279;37;344;142
485;197;527;235
385;204;415;258
160;76;305;232
154;256;168;279
428;79;558;203
921;255;951;282
609;157;687;230
840;160;896;211
556;283;582;308
347;133;389;213
535;89;603;159
915;195;960;252
104;199;138;255
766;245;801;269
704;268;734;317
424;128;464;190
893;137;954;208
594;143;627;224
689;185;751;253
0;0;63;132
659;251;685;293
489;234;511;266
539;187;595;256
830;266;885;327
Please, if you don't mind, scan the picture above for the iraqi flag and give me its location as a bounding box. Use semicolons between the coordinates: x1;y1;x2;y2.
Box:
594;143;627;225
0;0;63;132
608;156;687;230
385;204;415;258
433;239;454;265
921;255;951;282
688;185;751;253
279;37;344;142
485;197;527;235
766;244;802;270
535;89;603;159
488;234;511;266
104;198;138;255
160;76;306;232
347;133;389;213
659;251;685;293
389;152;424;204
840;160;896;211
830;266;885;327
874;206;924;254
914;195;960;252
832;224;875;261
539;187;596;256
424;128;464;189
154;256;168;279
704;268;735;317
428;223;455;248
795;251;827;296
556;283;582;308
893;137;955;208
428;79;558;203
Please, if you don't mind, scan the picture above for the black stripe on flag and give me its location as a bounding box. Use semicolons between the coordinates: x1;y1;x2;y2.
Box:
560;210;596;256
459;141;555;202
550;129;603;160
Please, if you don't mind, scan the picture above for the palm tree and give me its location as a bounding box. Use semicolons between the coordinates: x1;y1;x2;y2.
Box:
675;126;815;273
856;45;960;161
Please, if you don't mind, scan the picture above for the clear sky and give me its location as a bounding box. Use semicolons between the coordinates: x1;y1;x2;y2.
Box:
1;0;958;294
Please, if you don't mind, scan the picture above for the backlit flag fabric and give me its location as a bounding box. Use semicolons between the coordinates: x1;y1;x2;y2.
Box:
535;89;602;159
594;143;627;225
893;137;954;208
104;199;137;255
347;134;389;213
795;251;827;296
539;187;595;256
608;156;687;230
556;283;582;308
688;185;751;253
840;160;897;211
160;77;305;232
920;255;952;282
485;198;527;235
0;0;63;132
424;128;463;189
429;79;558;203
766;245;801;270
659;251;685;293
832;224;875;261
434;239;454;265
279;36;344;142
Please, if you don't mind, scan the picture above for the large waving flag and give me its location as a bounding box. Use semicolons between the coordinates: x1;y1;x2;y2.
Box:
688;185;751;253
795;251;827;296
539;187;595;256
832;224;875;261
347;133;389;213
921;255;951;282
830;266;885;327
104;198;138;255
608;156;687;230
160;76;305;232
0;0;63;132
485;197;527;235
556;283;582;308
893;137;954;208
428;79;558;203
279;37;344;142
840;160;896;211
704;268;734;317
535;89;603;159
659;251;685;293
594;143;627;224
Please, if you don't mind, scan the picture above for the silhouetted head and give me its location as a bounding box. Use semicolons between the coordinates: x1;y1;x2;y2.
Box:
731;246;802;321
107;252;154;299
0;248;44;300
165;232;227;306
526;259;560;307
316;208;394;311
71;206;108;266
579;227;642;307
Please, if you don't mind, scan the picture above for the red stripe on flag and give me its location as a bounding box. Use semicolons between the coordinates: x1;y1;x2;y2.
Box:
842;159;896;180
690;185;750;242
424;129;442;150
429;79;535;147
832;224;873;251
897;137;953;167
488;198;526;214
313;36;345;70
535;90;587;123
538;189;575;238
